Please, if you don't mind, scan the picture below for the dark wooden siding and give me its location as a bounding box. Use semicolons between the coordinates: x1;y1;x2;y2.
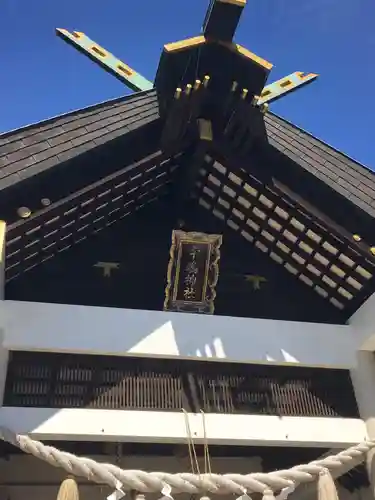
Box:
6;196;344;323
4;351;358;418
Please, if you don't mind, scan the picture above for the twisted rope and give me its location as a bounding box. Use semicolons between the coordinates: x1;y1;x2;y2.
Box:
0;426;373;496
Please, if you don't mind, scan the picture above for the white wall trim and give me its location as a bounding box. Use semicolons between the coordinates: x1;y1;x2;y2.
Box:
0;407;367;448
1;300;354;367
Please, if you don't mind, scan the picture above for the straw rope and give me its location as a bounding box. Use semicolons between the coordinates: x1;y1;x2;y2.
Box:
0;425;373;499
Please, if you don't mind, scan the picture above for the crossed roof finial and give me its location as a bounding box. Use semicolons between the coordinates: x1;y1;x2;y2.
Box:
56;0;318;108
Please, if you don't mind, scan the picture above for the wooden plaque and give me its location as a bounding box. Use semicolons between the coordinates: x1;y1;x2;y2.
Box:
164;230;222;314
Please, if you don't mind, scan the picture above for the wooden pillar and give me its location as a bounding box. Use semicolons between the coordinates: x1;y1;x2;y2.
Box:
0;221;5;299
0;221;7;406
351;350;375;493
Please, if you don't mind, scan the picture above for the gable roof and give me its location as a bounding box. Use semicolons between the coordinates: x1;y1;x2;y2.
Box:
0;90;159;191
265;113;375;220
0;90;161;226
1;89;375;321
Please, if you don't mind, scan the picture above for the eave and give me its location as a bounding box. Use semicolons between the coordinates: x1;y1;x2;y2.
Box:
0;90;161;225
264;112;375;241
4;150;183;282
194;147;375;320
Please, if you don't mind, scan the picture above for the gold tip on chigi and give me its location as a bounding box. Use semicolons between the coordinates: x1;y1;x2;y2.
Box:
353;234;362;242
370;247;375;256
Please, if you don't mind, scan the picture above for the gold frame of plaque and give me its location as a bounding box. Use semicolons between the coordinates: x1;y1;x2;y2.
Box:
164;230;223;314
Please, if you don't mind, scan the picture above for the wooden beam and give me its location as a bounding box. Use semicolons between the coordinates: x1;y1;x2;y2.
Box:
1;299;354;364
161;80;208;153
257;72;318;106
0;407;366;447
220;42;273;70
56;29;153;92
170;143;209;226
203;0;247;42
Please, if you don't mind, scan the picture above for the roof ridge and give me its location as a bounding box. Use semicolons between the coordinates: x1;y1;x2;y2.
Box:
0;89;155;140
269;111;374;176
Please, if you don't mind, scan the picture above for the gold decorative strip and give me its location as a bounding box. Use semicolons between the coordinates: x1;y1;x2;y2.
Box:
219;0;246;5
164;230;222;314
164;36;206;53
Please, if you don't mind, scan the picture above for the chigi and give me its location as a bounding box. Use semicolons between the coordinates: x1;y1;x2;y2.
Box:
1;1;375;500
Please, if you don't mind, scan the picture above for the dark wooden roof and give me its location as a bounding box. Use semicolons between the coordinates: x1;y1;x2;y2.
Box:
5;199;346;324
0;90;161;225
2;89;373;220
0;91;159;188
265;113;375;220
1;88;375;321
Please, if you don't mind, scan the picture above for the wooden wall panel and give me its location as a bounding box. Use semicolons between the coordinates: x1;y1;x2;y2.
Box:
5;199;344;323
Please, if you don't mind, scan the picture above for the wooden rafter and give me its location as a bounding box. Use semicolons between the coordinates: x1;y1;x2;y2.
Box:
193;148;375;317
5;151;178;282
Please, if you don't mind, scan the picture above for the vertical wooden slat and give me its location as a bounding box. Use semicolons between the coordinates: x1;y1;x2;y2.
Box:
4;351;359;418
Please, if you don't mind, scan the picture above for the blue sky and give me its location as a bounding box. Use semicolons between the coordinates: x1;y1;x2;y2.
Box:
1;0;374;167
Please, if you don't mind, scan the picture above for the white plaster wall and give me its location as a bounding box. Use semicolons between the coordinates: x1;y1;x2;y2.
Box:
1;300;354;367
